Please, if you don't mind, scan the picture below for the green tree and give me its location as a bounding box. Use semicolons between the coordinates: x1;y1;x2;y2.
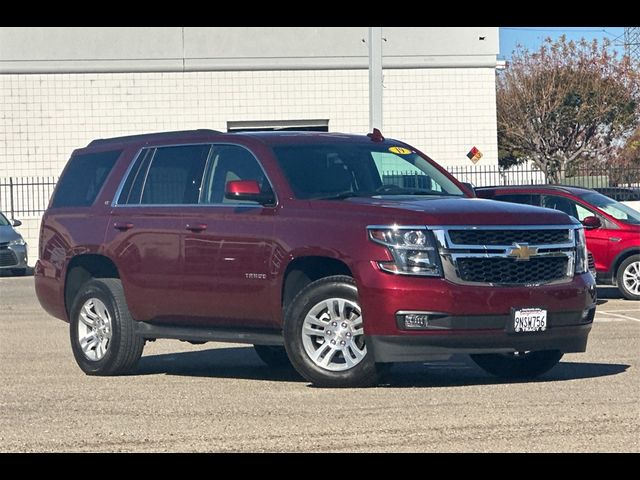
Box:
497;36;639;182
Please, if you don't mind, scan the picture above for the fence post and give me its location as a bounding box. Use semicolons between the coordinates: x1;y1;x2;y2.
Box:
9;177;15;220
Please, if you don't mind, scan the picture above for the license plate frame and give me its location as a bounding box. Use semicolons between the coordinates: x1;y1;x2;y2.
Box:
509;308;548;333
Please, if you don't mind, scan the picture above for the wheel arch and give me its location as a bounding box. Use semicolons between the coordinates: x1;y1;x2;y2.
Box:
611;248;640;284
281;256;353;310
64;254;120;316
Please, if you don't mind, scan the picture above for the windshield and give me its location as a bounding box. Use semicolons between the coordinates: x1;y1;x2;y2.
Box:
580;191;640;225
271;143;465;200
0;213;9;226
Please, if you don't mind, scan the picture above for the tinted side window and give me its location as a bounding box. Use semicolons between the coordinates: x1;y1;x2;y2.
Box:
140;145;210;205
494;194;541;206
201;145;271;204
51;150;121;208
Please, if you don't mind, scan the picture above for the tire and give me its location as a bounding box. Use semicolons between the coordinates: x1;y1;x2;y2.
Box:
11;268;26;276
470;350;563;379
253;345;291;368
616;254;640;301
283;275;379;388
69;278;145;376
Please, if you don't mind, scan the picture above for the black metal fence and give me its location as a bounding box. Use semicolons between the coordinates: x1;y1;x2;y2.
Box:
447;164;640;190
1;165;639;219
0;177;57;219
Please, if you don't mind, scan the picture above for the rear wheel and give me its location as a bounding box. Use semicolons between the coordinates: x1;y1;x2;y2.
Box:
470;350;563;379
617;255;640;301
283;275;379;388
69;278;145;375
253;345;291;367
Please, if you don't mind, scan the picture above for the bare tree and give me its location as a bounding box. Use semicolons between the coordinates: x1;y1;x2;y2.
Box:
498;36;639;183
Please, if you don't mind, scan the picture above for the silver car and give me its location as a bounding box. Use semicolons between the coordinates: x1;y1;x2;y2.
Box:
0;211;28;276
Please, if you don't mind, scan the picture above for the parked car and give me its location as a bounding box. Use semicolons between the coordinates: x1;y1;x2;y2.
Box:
35;130;596;387
593;187;640;212
0;211;28;276
477;185;640;300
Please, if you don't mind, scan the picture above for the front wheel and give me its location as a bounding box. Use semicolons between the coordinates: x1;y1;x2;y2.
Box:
617;255;640;301
69;278;145;375
283;276;379;387
470;350;563;379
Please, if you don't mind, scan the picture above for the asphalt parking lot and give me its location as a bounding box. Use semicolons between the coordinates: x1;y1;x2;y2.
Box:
0;274;638;452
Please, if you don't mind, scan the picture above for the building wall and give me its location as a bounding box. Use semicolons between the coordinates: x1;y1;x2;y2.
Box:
0;27;499;72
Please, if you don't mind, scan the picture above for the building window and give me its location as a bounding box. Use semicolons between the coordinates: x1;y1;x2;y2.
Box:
227;119;329;133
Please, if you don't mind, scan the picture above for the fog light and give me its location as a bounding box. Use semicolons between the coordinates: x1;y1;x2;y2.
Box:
398;313;431;329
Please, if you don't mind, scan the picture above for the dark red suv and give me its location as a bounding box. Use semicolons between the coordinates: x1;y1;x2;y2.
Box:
35;130;596;387
477;185;640;300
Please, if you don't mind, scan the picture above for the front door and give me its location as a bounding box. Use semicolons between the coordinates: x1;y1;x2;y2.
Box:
181;144;278;328
542;194;612;273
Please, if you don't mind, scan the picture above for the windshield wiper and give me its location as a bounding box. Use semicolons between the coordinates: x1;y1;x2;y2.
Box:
312;191;368;200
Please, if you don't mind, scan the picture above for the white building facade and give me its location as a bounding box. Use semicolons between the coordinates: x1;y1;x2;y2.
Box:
0;27;500;263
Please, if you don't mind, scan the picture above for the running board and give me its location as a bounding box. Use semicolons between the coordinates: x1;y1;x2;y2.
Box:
135;322;284;346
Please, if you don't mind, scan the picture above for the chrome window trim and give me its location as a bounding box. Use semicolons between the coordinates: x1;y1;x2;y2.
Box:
110;142;278;209
111;147;144;207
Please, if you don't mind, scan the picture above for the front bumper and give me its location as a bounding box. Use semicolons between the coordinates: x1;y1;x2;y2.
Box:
0;244;28;270
355;263;596;361
367;312;594;363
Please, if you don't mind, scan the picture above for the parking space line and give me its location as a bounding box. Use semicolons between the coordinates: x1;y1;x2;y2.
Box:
600;312;640;323
600;309;640;314
595;317;627;323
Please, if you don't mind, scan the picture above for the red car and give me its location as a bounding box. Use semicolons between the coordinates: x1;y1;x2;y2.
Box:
477;185;640;300
35;130;596;387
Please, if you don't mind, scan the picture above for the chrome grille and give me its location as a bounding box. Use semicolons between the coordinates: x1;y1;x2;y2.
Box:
448;229;570;246
0;250;18;267
457;257;569;284
432;225;577;286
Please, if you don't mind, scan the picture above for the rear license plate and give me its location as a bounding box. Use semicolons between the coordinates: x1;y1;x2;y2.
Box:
512;308;547;333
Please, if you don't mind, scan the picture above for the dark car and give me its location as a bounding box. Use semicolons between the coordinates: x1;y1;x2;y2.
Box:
35;130;596;387
0;211;28;276
477;185;640;300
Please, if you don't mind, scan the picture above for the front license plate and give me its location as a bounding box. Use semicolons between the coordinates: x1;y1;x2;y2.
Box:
512;308;547;333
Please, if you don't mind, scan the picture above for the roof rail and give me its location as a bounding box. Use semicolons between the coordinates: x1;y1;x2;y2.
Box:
87;129;222;147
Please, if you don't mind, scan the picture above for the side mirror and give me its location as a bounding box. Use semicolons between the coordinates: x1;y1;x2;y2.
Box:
224;180;275;205
581;216;601;230
460;182;476;198
12;219;22;227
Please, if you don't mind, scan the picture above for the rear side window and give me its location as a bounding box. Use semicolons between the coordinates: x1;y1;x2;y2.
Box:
51;150;121;208
139;145;210;205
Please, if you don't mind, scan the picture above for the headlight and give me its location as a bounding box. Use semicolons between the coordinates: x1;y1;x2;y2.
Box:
9;237;26;247
575;227;588;274
368;226;442;276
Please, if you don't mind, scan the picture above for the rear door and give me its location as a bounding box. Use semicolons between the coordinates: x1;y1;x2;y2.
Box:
104;144;210;323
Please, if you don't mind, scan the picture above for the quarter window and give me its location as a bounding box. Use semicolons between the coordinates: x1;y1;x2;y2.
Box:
51;150;121;208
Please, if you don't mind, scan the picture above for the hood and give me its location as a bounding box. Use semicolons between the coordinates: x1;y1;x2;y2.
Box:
325;196;577;226
0;225;23;243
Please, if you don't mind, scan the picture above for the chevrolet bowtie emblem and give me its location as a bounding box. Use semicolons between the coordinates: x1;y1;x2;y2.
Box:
508;243;538;261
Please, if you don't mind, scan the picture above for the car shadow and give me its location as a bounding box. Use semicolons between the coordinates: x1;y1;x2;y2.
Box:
135;347;630;388
597;286;626;301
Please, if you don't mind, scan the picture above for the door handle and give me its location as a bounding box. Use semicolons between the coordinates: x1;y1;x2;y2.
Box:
186;223;208;232
113;222;134;231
